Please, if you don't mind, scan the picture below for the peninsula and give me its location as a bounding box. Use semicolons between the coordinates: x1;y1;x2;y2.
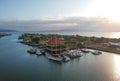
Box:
19;33;120;55
19;33;120;61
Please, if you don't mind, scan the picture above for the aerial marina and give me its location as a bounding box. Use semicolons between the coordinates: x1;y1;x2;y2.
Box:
1;0;120;80
20;33;120;62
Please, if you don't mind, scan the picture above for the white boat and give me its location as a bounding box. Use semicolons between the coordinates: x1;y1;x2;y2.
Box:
40;49;45;54
81;48;90;53
36;49;42;56
46;53;63;62
76;52;83;57
66;49;83;58
63;56;70;62
92;50;102;55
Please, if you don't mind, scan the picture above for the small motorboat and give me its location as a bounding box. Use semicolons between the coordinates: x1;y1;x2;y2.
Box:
36;49;42;56
77;52;84;57
92;50;102;55
63;55;70;62
27;48;36;54
81;48;90;53
46;53;63;62
40;49;45;54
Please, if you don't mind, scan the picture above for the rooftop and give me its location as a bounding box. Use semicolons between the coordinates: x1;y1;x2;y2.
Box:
47;38;63;45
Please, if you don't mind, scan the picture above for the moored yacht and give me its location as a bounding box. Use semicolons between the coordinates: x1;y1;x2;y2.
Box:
92;50;102;55
66;49;83;58
81;48;90;53
46;53;63;62
63;55;70;62
36;49;42;56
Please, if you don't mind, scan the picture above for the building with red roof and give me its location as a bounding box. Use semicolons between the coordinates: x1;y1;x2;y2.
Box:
46;37;65;55
47;37;63;45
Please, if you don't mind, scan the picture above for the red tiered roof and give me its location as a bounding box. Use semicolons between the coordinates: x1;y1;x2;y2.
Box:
47;38;63;45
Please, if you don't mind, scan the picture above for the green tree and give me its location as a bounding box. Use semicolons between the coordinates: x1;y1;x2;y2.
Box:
31;37;40;44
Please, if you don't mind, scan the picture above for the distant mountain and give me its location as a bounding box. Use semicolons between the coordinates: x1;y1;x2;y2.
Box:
33;28;78;32
0;29;17;32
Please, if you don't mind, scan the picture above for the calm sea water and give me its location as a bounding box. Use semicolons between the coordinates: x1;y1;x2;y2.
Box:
0;32;120;81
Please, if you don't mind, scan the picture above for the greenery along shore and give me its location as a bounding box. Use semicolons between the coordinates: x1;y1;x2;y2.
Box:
19;33;120;54
0;34;11;38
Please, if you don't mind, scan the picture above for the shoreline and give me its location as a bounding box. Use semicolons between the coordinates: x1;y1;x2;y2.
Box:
0;34;11;38
87;45;120;54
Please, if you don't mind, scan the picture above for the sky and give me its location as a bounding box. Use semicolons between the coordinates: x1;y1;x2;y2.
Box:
0;0;91;19
0;0;120;31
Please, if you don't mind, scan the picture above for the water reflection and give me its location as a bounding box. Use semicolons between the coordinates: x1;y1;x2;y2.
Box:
114;55;120;80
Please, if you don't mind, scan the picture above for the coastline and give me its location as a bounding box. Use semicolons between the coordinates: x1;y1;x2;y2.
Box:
87;45;120;54
0;34;11;38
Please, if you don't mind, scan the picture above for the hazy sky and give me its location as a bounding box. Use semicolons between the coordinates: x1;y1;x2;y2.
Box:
0;0;92;19
0;0;120;31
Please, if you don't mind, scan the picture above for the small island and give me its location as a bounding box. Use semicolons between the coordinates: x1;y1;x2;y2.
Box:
19;33;120;62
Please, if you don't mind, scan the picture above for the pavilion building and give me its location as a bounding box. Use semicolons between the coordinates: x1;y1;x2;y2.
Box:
46;37;66;56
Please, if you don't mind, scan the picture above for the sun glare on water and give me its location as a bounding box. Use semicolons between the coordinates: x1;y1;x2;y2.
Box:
114;55;120;80
112;33;120;39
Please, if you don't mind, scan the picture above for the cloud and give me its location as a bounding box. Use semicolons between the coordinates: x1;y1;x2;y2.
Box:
0;17;120;32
